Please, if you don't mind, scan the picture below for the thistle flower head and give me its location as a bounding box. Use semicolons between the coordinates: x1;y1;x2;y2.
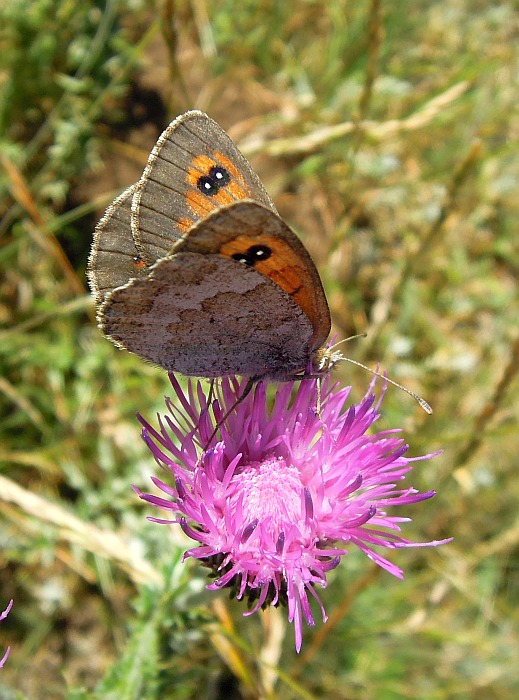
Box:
136;375;447;651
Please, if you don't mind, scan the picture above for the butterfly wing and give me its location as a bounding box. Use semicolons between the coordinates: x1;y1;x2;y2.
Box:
173;201;330;351
87;184;148;304
101;202;330;379
132;111;277;262
89;112;277;299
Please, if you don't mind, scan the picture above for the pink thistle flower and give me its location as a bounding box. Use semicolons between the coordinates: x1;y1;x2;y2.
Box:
135;375;449;652
0;599;13;669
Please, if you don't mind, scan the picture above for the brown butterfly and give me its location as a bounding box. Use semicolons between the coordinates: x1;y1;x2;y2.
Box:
88;110;333;381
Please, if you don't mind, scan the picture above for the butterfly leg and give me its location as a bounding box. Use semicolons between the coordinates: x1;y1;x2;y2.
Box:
202;376;258;451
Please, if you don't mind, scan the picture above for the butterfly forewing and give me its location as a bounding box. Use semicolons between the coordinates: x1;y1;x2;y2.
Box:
132;111;277;262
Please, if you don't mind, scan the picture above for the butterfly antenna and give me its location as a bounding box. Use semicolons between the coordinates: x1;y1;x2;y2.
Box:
326;333;432;413
337;355;432;414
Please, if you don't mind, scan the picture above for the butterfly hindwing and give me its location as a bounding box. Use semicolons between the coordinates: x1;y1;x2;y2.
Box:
87;184;148;304
172;201;330;351
101;202;330;379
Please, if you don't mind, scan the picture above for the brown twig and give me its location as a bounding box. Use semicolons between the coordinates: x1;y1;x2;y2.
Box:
455;332;519;467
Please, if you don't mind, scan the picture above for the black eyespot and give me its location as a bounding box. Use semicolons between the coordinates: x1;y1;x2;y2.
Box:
197;175;218;195
231;245;272;267
196;165;230;196
209;165;230;186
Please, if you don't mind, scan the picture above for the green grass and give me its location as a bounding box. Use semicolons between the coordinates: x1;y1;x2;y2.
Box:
1;0;518;697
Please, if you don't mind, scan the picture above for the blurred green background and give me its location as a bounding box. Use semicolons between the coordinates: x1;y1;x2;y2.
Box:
1;0;518;697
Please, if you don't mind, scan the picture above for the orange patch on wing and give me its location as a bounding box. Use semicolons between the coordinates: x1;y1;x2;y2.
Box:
219;234;321;338
214;152;252;199
186;189;221;219
184;153;253;220
132;257;147;270
185;155;215;188
177;216;195;233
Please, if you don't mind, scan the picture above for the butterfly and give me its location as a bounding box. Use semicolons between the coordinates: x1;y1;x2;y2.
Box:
88;110;333;381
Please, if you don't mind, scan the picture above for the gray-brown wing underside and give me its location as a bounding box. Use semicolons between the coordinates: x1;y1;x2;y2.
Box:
132;111;277;262
87;184;148;304
100;253;315;380
172;201;331;351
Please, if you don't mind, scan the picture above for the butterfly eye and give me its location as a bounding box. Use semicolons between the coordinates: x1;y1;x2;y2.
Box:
197;165;231;196
231;244;272;267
